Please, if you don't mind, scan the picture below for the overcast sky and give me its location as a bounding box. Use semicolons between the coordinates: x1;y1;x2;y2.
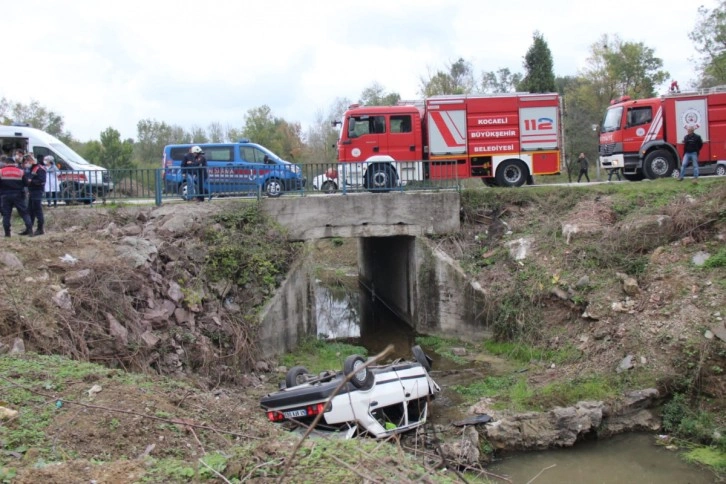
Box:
3;0;718;142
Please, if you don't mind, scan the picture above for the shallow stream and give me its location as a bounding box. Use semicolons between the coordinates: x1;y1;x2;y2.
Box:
314;280;715;483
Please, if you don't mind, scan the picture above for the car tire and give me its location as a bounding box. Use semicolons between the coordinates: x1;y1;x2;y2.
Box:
321;180;338;193
285;366;309;388
716;165;726;176
343;355;374;389
264;178;283;198
412;345;433;372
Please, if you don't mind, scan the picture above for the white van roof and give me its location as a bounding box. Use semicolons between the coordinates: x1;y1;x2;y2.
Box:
0;124;61;144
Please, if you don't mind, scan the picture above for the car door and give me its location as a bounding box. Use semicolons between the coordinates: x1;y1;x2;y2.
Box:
239;146;273;193
203;145;234;193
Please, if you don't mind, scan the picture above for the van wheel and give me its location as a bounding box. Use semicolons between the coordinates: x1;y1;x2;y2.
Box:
285;366;310;388
60;182;81;205
265;178;283;197
344;355;374;389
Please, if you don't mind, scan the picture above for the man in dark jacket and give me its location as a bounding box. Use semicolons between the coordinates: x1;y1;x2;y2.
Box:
26;154;47;235
577;152;590;183
679;126;703;181
0;158;33;237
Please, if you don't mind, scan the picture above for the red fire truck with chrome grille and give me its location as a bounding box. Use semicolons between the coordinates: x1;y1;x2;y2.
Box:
598;87;726;180
313;93;562;190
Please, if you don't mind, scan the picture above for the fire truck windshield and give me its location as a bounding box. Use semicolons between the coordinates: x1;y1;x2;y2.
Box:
601;106;623;133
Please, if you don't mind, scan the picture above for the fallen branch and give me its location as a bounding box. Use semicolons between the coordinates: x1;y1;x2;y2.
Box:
198;457;231;484
526;464;556;484
276;345;394;484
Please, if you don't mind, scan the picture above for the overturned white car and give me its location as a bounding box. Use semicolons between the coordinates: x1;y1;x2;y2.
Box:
260;346;440;438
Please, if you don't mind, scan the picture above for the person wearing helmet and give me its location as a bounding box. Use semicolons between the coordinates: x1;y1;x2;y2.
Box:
192;146;208;202
181;146;200;200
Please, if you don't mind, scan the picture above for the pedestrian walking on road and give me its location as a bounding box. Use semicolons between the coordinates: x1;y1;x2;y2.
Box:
577;153;590;183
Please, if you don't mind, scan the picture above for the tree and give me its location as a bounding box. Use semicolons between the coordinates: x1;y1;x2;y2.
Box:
303;97;350;164
689;1;726;87
0;98;70;141
419;58;475;96
81;127;134;180
242;105;305;160
359;82;400;106
135;119;186;165
518;32;556;93
481;68;523;93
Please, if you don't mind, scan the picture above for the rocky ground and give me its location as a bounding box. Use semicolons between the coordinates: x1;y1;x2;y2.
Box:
1;179;725;482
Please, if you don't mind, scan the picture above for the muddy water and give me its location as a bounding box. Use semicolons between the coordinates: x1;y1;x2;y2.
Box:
489;433;716;484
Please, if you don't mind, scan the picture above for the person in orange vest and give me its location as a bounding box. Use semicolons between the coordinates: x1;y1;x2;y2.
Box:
0;155;33;237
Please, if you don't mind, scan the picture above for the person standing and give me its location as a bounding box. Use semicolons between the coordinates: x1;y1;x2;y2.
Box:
44;155;60;207
0;156;33;237
577;152;590;183
181;146;198;200
607;167;622;182
193;147;208;202
26;154;47;235
679;126;703;181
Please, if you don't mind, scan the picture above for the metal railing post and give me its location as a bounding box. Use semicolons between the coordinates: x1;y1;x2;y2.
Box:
154;169;162;206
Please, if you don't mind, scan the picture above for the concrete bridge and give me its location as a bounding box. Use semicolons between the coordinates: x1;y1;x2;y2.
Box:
259;191;461;240
258;192;490;354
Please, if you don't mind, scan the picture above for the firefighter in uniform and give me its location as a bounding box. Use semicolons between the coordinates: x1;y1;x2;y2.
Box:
0;158;33;237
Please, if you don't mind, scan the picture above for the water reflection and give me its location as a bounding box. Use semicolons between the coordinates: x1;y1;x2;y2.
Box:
315;279;415;361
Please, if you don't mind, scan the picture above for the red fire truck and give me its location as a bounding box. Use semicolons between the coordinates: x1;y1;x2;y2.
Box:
313;93;562;190
599;87;726;180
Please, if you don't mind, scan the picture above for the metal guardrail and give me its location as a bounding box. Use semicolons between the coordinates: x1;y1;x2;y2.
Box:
42;161;462;206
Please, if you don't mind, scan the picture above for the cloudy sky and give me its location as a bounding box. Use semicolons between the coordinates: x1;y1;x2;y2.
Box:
3;0;717;142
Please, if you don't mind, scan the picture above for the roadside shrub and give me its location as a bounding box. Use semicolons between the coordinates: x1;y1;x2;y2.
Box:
662;393;726;451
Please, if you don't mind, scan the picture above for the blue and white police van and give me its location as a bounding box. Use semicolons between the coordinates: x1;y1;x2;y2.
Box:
162;140;305;198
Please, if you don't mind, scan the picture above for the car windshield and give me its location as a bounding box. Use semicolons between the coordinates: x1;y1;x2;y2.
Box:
50;142;91;165
601;107;623;133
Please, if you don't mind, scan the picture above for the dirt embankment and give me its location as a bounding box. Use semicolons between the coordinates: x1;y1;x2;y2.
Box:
1;182;725;482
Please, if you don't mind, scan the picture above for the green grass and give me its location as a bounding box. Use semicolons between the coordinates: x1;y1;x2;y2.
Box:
415;335;472;365
278;338;368;374
683;446;726;472
483;340;581;365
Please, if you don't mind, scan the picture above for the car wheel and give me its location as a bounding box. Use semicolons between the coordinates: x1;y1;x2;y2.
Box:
321;180;338;193
285;366;309;388
716;165;726;176
412;345;433;372
643;149;674;179
495;160;528;187
343;355;374;389
265;178;283;198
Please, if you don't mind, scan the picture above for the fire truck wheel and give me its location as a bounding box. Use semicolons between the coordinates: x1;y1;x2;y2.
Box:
344;355;374;389
321;181;338;193
495;160;528;187
364;164;396;192
285;366;310;388
482;178;498;187
643;150;675;179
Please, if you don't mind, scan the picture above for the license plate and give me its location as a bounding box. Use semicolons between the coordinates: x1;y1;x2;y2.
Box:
283;409;308;418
